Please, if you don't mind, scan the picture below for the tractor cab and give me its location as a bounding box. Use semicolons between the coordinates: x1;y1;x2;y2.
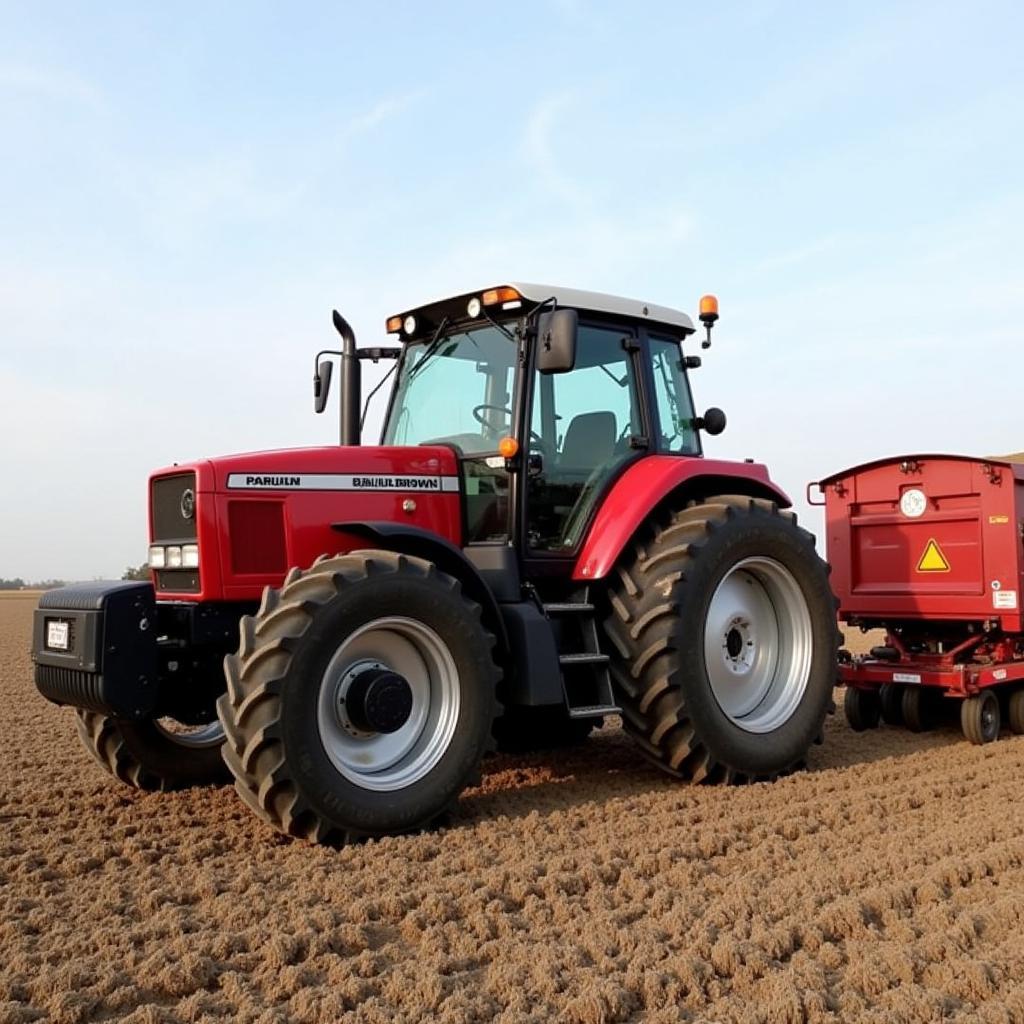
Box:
321;283;722;558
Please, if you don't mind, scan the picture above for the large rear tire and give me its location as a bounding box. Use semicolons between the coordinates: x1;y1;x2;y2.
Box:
75;711;228;791
217;551;500;844
603;496;839;782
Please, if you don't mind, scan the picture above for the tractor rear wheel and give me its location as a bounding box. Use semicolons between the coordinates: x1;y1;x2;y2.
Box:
217;551;500;844
75;711;228;791
604;496;839;783
844;687;881;731
961;691;1000;745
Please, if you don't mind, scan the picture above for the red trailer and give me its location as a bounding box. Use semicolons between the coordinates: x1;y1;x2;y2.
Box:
816;454;1024;744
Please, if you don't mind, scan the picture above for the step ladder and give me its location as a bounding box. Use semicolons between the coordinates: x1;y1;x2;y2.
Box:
542;597;619;719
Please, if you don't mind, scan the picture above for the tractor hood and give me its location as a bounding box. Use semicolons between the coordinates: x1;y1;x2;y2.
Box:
147;445;463;602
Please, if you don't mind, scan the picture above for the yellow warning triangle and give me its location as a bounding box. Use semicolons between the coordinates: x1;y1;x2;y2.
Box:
917;538;950;573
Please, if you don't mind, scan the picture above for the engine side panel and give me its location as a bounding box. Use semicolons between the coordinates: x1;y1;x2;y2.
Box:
149;446;463;602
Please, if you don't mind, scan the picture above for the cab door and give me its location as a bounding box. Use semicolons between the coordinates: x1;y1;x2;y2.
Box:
523;321;647;556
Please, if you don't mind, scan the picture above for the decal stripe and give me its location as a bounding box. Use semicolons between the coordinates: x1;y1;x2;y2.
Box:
226;473;460;493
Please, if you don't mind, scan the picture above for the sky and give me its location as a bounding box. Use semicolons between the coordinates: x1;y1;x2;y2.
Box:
1;1;1022;580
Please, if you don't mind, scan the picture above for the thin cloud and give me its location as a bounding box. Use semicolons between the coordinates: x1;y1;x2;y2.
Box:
0;61;103;110
348;91;423;134
523;90;593;208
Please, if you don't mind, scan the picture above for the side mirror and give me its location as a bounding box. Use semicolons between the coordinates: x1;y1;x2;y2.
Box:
697;407;727;436
537;308;577;374
313;359;333;414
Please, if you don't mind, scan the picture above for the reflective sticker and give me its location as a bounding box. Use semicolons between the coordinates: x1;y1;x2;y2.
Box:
916;538;950;573
993;590;1018;610
994;669;1008;681
989;515;1010;524
894;672;922;684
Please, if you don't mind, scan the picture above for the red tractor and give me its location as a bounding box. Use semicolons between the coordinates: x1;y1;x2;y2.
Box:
33;283;839;843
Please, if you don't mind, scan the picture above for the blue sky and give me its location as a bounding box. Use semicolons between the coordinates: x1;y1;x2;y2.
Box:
1;1;1022;579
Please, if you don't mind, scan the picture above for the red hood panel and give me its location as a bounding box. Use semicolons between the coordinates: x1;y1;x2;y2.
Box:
149;446;463;601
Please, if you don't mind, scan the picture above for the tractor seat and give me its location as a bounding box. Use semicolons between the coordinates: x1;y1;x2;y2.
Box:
559;411;616;474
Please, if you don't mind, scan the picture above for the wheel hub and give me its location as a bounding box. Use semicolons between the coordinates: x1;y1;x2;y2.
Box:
343;667;413;734
703;557;813;734
316;617;462;792
722;618;755;671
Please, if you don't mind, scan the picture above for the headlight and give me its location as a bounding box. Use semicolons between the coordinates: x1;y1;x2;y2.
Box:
149;545;166;569
182;544;200;568
165;546;183;568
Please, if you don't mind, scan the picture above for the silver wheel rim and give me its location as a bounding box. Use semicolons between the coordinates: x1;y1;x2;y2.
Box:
315;616;461;792
153;719;225;748
704;556;814;733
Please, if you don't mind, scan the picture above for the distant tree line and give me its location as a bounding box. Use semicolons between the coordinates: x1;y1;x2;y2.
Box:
0;577;67;589
0;566;152;588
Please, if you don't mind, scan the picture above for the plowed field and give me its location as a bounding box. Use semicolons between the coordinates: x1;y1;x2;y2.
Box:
3;592;1024;1023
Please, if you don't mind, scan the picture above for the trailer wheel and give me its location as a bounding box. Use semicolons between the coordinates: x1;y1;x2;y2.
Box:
604;495;839;783
961;691;1000;745
901;686;934;733
844;687;881;731
75;711;229;791
217;551;500;844
493;706;598;753
1009;690;1024;735
879;684;904;727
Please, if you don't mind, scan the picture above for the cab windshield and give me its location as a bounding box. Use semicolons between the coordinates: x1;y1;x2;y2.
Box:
382;324;518;454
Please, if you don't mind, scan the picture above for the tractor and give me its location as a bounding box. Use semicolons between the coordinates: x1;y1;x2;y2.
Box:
33;283;840;843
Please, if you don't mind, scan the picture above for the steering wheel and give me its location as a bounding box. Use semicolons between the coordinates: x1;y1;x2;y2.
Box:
472;404;513;429
472;404;546;449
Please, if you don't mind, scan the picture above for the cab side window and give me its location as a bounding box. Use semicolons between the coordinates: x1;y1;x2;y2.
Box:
649;334;699;455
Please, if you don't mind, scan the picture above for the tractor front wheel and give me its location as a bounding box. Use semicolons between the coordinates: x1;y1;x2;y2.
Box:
604;496;839;783
217;551;500;844
75;711;228;791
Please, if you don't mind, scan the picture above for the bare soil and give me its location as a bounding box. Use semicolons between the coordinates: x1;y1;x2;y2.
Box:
3;593;1024;1023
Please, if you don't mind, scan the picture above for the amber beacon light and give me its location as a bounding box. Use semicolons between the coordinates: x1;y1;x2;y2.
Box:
699;294;719;349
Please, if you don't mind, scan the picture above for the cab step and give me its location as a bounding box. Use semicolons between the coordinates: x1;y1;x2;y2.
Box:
558;652;610;666
543;602;595;615
568;704;620;719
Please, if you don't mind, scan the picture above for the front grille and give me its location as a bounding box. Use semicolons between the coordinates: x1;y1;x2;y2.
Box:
151;472;197;542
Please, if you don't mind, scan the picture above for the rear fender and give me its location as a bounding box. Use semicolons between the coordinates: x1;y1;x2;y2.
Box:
332;522;510;658
573;456;791;581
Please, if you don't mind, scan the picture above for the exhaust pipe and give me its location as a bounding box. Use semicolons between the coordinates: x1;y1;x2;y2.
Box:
332;310;361;446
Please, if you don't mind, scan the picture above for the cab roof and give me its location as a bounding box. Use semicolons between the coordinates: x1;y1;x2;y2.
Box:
389;282;696;337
